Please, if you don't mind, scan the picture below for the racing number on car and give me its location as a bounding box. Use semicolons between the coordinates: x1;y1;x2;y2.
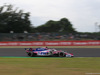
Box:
38;52;45;55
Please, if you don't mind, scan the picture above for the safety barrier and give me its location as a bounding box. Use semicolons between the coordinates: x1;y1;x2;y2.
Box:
0;40;100;46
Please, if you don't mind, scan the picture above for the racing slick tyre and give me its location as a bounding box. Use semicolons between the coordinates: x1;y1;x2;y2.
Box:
28;52;36;57
27;53;31;57
30;53;37;57
58;52;66;57
30;53;34;57
71;56;74;57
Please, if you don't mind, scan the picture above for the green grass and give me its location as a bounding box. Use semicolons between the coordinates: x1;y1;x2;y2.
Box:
0;57;100;75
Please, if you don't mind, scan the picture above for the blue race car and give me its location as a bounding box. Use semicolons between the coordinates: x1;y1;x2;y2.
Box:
25;47;74;57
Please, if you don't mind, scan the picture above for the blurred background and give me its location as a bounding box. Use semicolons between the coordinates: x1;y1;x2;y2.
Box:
0;2;100;42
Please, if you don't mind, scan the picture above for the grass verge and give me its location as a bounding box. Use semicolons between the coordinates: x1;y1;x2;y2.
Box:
0;57;100;75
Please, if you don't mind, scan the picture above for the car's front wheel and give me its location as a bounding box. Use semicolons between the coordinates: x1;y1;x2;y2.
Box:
58;52;65;57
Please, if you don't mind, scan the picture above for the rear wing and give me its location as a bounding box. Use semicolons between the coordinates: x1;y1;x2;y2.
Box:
25;48;33;51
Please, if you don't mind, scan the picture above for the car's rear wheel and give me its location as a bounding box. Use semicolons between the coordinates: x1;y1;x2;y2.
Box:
28;52;36;57
28;53;31;56
31;53;37;57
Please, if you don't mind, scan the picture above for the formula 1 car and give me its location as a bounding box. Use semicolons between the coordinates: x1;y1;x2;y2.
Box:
25;47;74;57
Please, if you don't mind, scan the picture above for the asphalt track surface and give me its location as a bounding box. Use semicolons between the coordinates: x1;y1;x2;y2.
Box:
0;48;100;57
